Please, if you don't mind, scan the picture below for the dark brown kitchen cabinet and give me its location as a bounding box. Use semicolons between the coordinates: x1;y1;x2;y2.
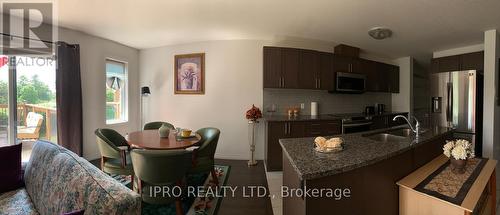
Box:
318;52;334;90
265;121;305;171
263;46;399;92
298;50;319;89
299;50;334;90
333;55;361;74
266;120;341;171
266;121;287;171
361;59;379;91
263;47;282;88
282;48;300;88
389;65;399;93
263;47;300;89
431;51;484;73
304;120;342;137
460;51;484;71
437;55;460;72
363;60;399;93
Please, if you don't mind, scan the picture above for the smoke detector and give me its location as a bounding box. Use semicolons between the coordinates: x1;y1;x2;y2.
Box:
368;27;392;40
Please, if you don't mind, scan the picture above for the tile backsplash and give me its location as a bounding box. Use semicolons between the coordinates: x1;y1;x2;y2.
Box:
263;89;392;115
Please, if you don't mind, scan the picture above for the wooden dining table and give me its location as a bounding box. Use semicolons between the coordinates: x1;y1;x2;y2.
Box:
126;130;201;150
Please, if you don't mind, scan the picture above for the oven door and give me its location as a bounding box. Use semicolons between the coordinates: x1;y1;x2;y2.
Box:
342;121;373;134
336;72;366;93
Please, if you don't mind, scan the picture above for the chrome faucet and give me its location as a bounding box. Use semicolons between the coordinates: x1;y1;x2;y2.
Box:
393;115;420;137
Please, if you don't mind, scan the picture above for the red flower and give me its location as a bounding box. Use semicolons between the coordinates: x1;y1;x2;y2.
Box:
246;105;262;121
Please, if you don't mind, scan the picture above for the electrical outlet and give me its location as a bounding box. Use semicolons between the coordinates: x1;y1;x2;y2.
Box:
300;103;305;109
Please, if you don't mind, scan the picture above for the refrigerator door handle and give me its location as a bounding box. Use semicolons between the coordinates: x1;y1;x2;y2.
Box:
446;83;453;122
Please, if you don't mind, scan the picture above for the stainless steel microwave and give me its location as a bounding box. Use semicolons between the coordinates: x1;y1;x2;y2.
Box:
334;72;366;93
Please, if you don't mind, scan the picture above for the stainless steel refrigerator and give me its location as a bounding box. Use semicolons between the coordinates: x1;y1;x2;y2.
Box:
430;70;483;156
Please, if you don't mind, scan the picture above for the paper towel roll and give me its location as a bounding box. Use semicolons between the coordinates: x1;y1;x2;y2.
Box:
311;102;318;116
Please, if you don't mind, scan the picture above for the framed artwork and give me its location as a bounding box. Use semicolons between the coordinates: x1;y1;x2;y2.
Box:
174;53;205;94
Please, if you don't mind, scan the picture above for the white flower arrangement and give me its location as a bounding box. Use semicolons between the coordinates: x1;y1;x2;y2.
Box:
443;139;474;160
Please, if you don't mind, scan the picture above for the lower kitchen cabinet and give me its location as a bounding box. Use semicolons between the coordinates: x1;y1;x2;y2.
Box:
265;120;341;171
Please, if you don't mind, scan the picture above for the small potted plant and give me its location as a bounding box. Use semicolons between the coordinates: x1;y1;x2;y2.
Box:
443;139;475;174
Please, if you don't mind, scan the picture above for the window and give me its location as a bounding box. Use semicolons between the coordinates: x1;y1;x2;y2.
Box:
105;59;128;124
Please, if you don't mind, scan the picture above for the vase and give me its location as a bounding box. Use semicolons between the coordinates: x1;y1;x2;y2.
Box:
248;120;258;166
158;124;170;138
450;158;467;174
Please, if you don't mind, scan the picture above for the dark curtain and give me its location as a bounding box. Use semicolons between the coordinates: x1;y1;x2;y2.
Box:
56;42;83;156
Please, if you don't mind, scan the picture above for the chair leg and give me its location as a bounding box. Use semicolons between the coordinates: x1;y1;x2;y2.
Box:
175;199;183;215
130;175;134;190
100;157;105;170
211;168;219;185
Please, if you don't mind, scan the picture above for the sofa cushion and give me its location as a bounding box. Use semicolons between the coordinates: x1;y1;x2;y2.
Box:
0;143;23;193
24;141;141;215
0;188;38;215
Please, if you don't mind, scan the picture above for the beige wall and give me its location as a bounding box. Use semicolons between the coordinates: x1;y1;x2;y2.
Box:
139;39;398;160
392;57;413;116
58;27;140;160
139;40;265;159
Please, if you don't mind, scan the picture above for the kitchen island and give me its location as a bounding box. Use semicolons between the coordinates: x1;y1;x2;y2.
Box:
280;125;454;215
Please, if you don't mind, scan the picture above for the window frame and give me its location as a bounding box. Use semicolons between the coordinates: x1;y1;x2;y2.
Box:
105;58;129;125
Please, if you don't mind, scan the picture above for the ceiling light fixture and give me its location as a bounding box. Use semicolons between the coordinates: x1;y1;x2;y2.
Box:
368;27;393;40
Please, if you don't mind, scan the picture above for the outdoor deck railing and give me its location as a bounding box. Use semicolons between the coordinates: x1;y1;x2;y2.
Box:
0;103;56;140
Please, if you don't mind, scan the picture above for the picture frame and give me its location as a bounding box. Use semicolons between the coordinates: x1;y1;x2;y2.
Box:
174;53;205;94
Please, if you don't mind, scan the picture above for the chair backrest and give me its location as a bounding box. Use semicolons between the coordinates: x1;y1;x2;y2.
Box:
94;128;127;158
130;149;192;185
143;121;175;130
26;112;43;128
195;127;220;158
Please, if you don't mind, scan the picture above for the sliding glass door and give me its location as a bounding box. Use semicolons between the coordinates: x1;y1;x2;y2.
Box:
0;54;57;160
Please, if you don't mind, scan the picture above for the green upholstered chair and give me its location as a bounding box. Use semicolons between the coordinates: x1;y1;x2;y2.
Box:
143;121;175;130
95;128;134;183
130;149;192;215
189;127;221;183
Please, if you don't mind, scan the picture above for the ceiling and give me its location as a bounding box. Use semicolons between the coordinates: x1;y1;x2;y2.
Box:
56;0;500;62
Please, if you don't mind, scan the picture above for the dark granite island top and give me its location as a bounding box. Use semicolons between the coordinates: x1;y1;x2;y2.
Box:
280;125;454;180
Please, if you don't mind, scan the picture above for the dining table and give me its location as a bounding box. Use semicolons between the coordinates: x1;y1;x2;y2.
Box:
126;130;201;150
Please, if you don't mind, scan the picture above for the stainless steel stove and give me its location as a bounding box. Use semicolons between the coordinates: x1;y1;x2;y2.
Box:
328;113;374;134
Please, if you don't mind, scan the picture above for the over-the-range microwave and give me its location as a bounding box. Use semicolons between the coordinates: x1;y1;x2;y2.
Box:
332;72;366;93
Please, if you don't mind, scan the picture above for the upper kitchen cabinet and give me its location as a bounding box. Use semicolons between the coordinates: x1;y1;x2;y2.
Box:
263;46;399;92
262;47;302;89
460;51;484;70
263;47;282;88
361;59;400;93
436;55;460;72
318;52;334;90
298;50;335;90
333;55;361;74
298;49;319;89
431;51;484;73
281;48;300;88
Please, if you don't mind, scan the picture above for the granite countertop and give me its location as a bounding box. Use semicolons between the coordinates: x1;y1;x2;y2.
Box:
264;111;408;122
280;125;454;180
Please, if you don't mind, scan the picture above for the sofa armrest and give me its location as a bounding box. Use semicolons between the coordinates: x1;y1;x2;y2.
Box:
21;161;28;185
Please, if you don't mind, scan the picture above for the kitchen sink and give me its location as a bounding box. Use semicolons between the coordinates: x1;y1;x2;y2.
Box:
364;133;407;143
387;128;413;137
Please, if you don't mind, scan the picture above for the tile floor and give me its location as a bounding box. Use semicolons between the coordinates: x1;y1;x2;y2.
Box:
265;171;283;215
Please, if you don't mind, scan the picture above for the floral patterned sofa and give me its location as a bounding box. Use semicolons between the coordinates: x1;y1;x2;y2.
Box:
0;141;141;215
